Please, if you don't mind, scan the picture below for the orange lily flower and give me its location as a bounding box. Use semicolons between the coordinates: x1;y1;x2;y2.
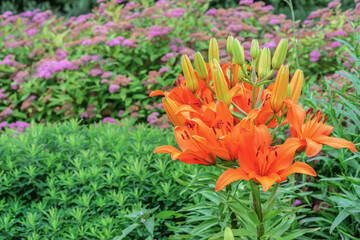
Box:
284;99;357;157
216;126;316;192
154;125;217;165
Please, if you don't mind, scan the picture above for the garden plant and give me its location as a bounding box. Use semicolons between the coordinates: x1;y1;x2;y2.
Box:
0;0;359;239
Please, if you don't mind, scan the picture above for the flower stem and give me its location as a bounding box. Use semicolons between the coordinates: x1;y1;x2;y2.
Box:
265;114;276;126
215;163;231;170
250;180;264;240
251;84;257;109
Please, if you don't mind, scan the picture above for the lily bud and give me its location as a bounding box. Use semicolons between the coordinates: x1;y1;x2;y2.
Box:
250;39;260;60
209;38;219;63
258;47;271;79
290;69;303;104
272;39;288;70
226;36;234;56
270;65;289;113
255;49;262;72
211;59;231;107
194;52;208;81
163;97;185;126
181;55;198;93
232;39;245;66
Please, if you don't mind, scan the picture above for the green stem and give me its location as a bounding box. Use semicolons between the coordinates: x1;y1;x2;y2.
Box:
231;101;247;116
259;69;275;84
250;180;264;240
241;64;250;79
264;182;280;206
271;125;279;138
205;81;216;94
226;185;237;229
215;163;231;170
229;58;233;87
194;92;203;103
251;84;257;109
285;0;300;69
265;114;276;126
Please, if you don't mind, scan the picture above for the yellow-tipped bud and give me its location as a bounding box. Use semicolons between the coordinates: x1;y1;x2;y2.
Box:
181;55;198;93
227;36;234;56
270;65;289;113
272;39;288;70
290;69;303;104
211;59;231;107
250;39;260;60
232;39;245;66
258;47;271;79
255;49;262;72
163;97;185;126
194;52;208;81
209;38;219;63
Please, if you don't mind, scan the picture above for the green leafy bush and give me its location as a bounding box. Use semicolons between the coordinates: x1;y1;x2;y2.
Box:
0;120;216;239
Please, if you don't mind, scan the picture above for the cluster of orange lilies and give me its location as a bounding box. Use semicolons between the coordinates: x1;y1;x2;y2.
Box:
151;37;356;193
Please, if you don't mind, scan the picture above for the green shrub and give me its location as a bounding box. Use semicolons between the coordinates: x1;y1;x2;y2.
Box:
0;120;218;239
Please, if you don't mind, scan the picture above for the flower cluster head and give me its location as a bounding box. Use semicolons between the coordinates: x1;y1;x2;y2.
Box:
152;37;356;192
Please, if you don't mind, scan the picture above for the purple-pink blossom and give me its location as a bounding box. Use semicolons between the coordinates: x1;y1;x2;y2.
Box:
328;0;340;8
109;84;120;93
309;49;321;62
170;8;186;17
206;8;217;15
239;0;253;5
332;30;347;36
101;72;113;78
159;67;170;74
118;110;124;117
26;28;37;37
122;39;134;47
88;68;103;77
262;5;274;11
102;117;116;124
269;17;281;25
329;41;342;49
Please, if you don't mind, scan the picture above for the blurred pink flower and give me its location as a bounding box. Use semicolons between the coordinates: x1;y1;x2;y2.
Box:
109;84;120;93
102;117;116;124
26;28;37;37
239;0;253;5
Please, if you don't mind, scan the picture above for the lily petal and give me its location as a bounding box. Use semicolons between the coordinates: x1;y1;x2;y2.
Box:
312;135;357;153
305;137;323;157
278;162;316;181
250;172;281;192
215;168;250;192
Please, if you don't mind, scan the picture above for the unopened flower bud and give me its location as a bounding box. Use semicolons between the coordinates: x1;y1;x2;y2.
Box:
270;65;289;113
250;39;260;60
209;38;219;63
211;59;231;107
194;52;208;81
290;69;303;104
181;55;198;93
255;49;262;72
163;97;185;126
258;47;271;79
272;39;288;70
232;39;245;65
227;36;234;56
